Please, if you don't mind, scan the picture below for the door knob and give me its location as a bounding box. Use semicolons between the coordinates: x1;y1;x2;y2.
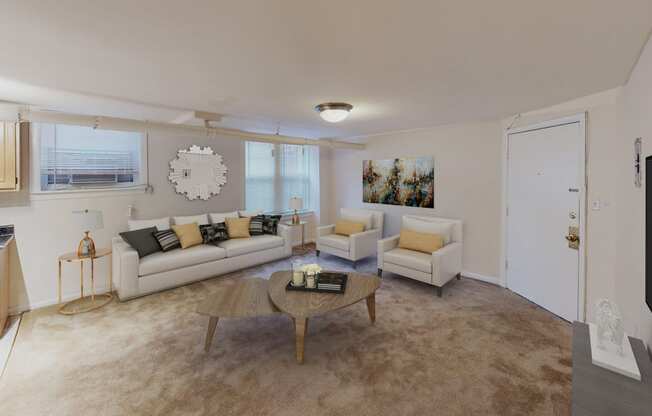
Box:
565;226;579;250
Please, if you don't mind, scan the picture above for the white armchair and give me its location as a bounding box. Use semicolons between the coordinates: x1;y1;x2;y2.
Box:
316;208;384;268
377;216;462;297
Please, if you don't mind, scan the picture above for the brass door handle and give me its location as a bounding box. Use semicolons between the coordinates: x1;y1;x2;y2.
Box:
565;226;580;249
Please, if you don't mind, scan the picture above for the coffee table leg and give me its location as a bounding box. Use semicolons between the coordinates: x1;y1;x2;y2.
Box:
205;317;219;352
295;317;308;364
366;293;376;324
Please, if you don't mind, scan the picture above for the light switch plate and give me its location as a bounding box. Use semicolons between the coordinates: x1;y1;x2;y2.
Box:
592;200;601;210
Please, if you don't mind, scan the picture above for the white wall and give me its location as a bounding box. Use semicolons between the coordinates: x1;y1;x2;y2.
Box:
621;33;652;347
330;121;504;281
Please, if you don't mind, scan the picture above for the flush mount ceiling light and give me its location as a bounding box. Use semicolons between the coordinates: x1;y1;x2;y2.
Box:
315;102;353;123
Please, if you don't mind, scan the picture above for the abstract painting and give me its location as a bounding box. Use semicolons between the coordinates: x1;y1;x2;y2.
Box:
363;157;434;208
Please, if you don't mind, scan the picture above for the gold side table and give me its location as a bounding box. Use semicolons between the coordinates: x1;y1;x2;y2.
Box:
57;248;113;315
283;221;309;254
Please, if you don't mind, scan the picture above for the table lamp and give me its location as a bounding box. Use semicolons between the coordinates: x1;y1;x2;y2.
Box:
73;209;103;257
289;197;303;225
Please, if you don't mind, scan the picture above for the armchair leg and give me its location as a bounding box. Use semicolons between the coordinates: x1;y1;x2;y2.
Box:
316;250;320;257
456;273;461;280
436;286;443;297
377;268;382;278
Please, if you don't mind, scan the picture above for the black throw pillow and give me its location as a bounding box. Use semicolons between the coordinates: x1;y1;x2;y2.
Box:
263;215;282;235
119;227;161;258
200;223;230;245
153;229;181;252
249;215;265;236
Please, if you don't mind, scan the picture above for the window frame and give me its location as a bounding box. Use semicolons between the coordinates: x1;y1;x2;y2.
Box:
244;141;319;215
29;122;148;196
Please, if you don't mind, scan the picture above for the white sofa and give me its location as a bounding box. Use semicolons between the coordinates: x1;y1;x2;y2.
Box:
377;216;462;297
112;213;292;300
316;208;384;268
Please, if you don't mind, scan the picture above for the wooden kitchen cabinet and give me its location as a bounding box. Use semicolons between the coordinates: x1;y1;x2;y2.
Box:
0;122;18;191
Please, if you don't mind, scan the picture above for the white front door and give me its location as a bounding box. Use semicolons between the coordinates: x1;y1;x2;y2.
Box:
506;117;585;322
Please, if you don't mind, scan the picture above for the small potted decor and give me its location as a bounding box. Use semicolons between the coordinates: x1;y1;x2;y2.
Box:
301;264;322;289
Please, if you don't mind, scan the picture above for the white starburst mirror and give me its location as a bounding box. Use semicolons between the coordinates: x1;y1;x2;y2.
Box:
168;145;228;200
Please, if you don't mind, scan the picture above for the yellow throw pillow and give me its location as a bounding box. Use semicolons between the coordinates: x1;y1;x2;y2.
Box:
171;223;203;249
398;229;444;254
334;220;365;236
226;217;251;238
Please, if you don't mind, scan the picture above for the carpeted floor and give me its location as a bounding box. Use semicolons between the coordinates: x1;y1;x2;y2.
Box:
0;250;572;416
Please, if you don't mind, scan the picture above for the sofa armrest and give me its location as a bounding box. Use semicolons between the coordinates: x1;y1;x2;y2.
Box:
377;234;400;267
431;242;463;286
317;224;335;237
349;229;381;260
276;223;292;256
112;236;140;300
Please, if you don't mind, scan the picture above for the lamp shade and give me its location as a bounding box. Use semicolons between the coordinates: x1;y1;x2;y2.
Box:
289;197;303;211
73;209;104;232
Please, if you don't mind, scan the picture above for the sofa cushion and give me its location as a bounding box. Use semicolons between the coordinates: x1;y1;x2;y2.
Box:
209;211;239;224
262;215;282;234
341;211;373;231
218;235;284;257
383;248;432;274
249;215;265;236
226;217;251;238
238;209;263;218
402;217;453;245
119;227;161;258
173;214;209;226
139;244;226;276
153;229;181;252
128;217;170;231
398;229;443;254
200;223;229;245
334;220;365;236
319;234;350;252
172;223;203;249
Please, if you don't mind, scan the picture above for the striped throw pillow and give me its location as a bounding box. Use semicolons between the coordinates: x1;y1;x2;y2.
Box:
249;215;265;236
153;229;181;252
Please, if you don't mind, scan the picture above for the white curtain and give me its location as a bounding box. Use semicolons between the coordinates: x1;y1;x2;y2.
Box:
245;141;319;213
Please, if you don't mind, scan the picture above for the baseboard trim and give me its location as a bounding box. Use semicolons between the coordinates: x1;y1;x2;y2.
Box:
9;286;112;315
461;271;501;286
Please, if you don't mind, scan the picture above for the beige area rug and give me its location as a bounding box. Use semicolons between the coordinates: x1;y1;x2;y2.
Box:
0;250;571;416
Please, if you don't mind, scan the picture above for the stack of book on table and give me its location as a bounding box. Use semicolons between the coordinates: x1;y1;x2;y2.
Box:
317;272;348;293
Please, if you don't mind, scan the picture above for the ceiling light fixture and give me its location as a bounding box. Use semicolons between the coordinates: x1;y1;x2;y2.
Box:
315;102;353;123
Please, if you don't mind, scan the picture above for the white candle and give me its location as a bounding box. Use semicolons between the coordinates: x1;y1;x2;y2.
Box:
292;271;304;286
306;273;316;289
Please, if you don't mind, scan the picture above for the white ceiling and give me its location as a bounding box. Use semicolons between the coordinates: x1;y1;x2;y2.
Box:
0;0;650;139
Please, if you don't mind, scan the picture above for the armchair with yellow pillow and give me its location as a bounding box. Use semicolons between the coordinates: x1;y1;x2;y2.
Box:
377;215;462;297
316;208;384;268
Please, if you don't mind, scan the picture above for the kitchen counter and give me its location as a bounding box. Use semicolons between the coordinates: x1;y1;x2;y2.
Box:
0;225;11;333
0;225;14;250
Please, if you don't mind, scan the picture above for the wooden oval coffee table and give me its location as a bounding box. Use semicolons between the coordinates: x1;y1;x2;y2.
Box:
197;278;279;352
268;270;381;364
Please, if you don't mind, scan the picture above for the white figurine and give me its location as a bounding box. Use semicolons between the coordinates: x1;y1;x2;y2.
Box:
595;299;625;356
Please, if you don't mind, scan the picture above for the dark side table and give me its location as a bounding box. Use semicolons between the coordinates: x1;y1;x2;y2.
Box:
572;321;652;415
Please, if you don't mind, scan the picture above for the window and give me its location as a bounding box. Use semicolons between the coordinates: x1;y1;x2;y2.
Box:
245;141;319;213
36;123;145;192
